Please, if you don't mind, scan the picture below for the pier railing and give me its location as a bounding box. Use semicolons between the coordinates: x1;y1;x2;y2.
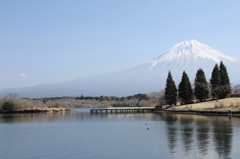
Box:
90;107;155;114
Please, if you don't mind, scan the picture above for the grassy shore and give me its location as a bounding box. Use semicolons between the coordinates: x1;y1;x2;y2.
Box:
167;98;240;111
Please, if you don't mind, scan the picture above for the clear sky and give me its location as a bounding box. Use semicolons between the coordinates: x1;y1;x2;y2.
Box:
1;0;240;89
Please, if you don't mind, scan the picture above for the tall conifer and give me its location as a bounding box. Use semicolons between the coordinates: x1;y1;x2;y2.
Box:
219;61;230;98
164;71;177;106
210;64;220;99
178;71;193;104
194;68;208;102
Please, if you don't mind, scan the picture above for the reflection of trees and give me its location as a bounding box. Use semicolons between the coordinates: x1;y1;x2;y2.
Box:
179;116;193;155
0;112;72;124
162;113;178;155
162;114;234;158
2;115;15;123
196;119;209;157
212;117;232;158
151;112;163;121
0;111;158;124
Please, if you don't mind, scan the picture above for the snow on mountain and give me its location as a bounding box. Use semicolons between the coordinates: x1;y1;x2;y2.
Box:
148;40;238;69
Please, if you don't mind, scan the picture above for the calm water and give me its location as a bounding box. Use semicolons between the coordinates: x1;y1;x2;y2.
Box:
1;108;240;159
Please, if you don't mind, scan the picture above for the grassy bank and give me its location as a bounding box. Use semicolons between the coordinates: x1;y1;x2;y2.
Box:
166;98;240;111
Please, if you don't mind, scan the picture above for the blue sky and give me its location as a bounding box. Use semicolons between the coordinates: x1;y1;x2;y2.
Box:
1;0;240;89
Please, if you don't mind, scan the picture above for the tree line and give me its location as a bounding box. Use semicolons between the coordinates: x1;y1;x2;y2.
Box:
75;93;149;102
165;61;231;106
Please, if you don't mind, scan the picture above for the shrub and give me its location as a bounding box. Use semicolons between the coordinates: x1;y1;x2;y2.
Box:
55;102;61;108
2;101;15;111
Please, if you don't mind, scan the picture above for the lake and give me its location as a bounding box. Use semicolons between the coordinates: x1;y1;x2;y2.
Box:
1;108;240;159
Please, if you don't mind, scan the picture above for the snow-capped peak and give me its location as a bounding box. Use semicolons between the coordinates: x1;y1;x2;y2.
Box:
148;40;238;69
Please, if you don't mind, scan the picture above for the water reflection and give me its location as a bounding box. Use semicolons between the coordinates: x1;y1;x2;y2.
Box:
161;113;233;158
0;109;235;158
0;112;73;124
212;117;232;158
0;110;156;124
179;116;194;155
196;118;210;157
164;113;178;155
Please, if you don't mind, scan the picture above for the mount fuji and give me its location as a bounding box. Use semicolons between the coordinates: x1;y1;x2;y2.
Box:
1;40;239;98
148;40;237;68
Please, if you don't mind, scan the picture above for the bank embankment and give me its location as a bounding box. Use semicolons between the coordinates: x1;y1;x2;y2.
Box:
158;109;240;116
156;98;240;116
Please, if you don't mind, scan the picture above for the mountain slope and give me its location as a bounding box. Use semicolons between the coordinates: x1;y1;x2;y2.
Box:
0;40;238;98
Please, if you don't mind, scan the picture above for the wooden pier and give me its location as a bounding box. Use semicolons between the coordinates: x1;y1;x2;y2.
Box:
90;107;155;114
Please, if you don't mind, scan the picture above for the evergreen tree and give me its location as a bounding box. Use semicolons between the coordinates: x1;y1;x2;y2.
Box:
178;71;193;104
194;68;209;102
2;101;15;111
210;63;220;99
164;71;177;106
219;61;231;98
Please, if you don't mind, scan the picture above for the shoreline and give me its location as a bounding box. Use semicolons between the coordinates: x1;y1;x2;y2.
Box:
156;109;240;117
0;107;72;114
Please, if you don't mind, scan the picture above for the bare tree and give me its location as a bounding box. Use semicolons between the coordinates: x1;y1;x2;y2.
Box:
126;99;138;107
148;90;164;100
5;93;18;101
45;101;55;108
207;82;212;99
232;84;240;93
139;100;150;107
148;90;165;106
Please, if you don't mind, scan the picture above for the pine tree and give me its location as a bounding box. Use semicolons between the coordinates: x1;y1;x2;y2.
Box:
219;61;231;98
210;63;220;99
178;71;193;104
194;68;209;102
164;71;177;106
